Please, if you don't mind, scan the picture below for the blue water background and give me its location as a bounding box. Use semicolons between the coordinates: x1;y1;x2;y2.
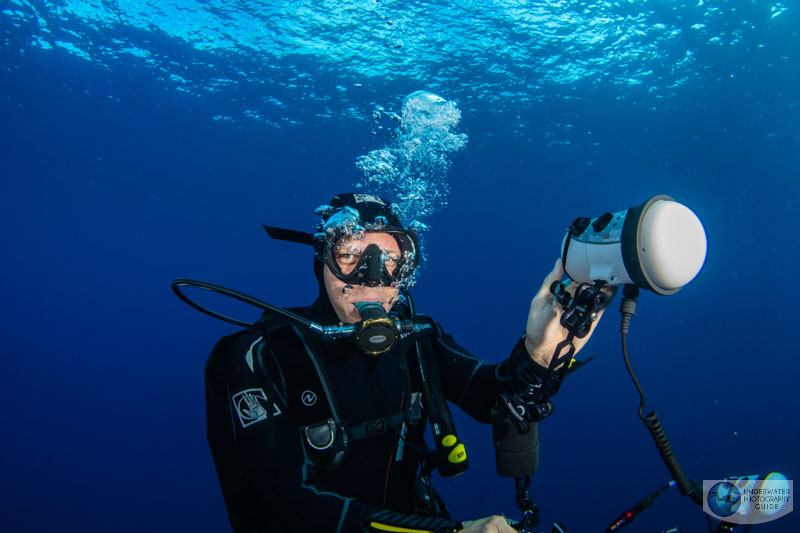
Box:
1;1;798;532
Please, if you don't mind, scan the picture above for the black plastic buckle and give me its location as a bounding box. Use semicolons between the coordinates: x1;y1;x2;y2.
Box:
365;418;387;436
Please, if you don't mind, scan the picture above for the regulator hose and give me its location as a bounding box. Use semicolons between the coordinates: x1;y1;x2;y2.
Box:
171;278;314;329
402;288;469;477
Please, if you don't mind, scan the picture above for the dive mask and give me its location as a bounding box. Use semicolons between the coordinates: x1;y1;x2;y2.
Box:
322;229;419;288
315;202;419;288
263;193;423;288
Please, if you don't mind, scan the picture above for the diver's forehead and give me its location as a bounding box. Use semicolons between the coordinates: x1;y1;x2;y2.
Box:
339;232;400;251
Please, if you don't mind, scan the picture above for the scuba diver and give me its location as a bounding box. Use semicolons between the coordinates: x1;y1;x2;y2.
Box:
201;193;616;533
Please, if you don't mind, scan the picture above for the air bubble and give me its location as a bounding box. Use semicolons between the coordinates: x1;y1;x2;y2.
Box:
314;204;335;216
407;220;430;233
354;91;467;223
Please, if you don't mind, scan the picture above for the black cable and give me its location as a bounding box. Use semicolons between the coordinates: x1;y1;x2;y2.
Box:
621;333;648;421
619;287;703;512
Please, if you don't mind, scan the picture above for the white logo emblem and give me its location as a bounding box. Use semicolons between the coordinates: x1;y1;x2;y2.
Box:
232;388;282;428
353;193;385;205
301;390;318;406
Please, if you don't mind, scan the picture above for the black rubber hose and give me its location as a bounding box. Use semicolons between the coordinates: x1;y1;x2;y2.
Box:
402;288;468;477
420;340;458;437
171;278;315;329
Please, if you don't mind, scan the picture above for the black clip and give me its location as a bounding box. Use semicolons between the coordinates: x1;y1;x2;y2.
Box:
550;281;607;339
365;418;387;436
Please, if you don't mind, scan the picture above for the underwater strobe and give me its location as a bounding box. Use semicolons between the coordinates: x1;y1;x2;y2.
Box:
561;195;707;294
497;196;713;532
566;195;714;529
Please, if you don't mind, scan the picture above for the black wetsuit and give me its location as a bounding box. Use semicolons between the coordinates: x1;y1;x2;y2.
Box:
205;296;528;533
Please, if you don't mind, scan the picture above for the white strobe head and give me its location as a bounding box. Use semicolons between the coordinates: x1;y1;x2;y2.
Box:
638;199;707;293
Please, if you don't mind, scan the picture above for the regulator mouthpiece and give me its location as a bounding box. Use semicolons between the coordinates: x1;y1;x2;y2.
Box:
561;195;707;295
353;301;398;355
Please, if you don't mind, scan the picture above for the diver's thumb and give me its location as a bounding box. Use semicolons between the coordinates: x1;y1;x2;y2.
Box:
533;258;564;302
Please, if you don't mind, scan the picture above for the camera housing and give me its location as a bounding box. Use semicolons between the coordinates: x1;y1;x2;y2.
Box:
561;195;707;295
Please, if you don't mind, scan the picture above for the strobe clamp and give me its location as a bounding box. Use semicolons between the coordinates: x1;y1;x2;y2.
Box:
494;391;552;435
550;280;607;339
539;280;607;399
530;281;607;411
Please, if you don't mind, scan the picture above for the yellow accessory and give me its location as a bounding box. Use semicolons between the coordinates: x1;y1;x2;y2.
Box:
447;443;467;464
368;521;434;533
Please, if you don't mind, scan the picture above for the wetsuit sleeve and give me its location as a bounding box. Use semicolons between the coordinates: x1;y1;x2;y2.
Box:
431;324;550;424
205;332;463;533
429;324;507;424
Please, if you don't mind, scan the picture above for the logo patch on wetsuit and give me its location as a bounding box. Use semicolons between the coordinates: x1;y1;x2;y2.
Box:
301;390;317;407
232;388;282;428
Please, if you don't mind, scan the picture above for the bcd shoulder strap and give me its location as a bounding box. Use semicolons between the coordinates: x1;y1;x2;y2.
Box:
251;315;344;428
248;314;412;469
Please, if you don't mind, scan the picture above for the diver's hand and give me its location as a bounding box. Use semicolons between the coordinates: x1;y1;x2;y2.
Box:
459;515;517;533
524;258;617;369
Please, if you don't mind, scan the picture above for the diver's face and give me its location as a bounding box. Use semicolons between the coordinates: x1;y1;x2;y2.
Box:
323;232;401;324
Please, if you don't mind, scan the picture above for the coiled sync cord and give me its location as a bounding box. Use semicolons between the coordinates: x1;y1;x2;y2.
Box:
620;285;702;506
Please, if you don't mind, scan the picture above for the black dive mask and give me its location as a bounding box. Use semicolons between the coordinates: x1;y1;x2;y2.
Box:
263;193;422;288
325;241;405;287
